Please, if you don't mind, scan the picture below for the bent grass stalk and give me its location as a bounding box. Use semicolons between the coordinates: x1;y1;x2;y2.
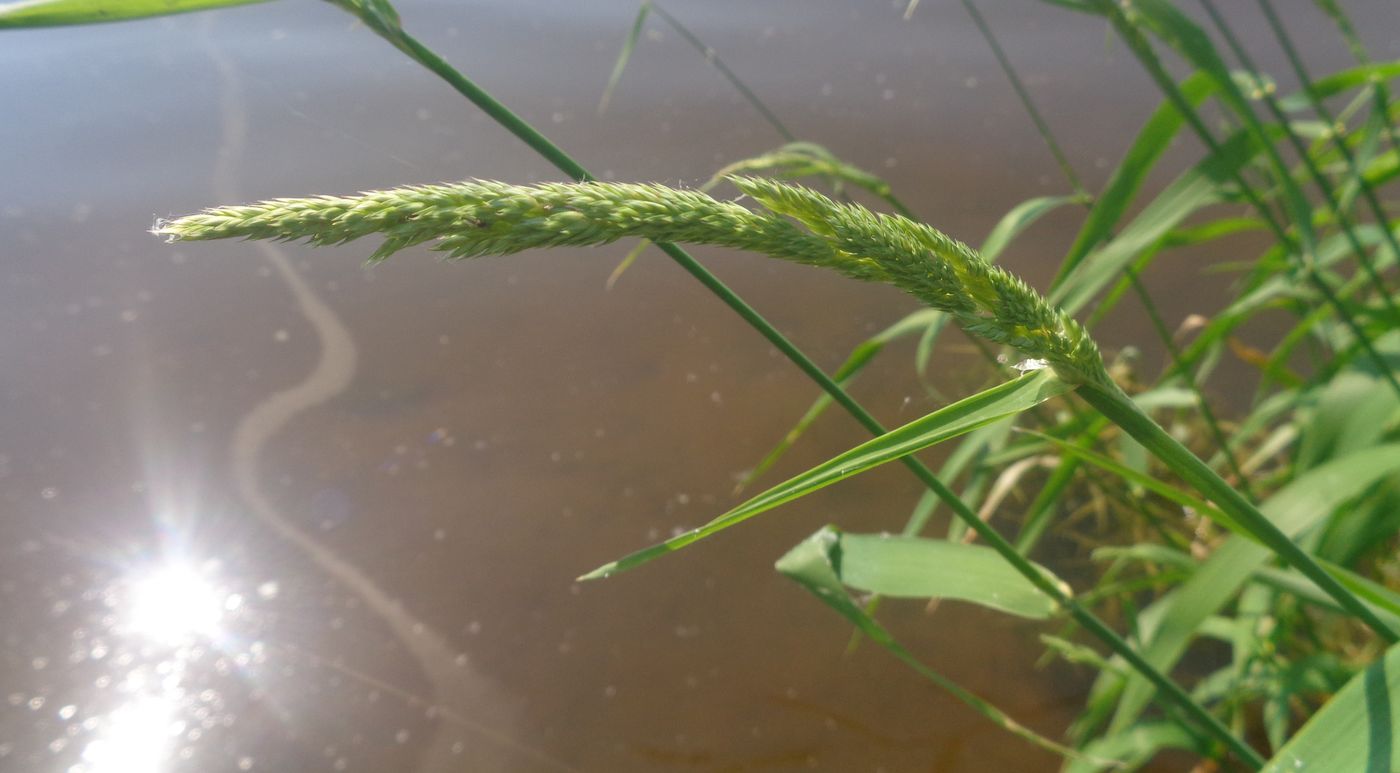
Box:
296;7;1264;762
157;177;1274;764
154;177;1398;651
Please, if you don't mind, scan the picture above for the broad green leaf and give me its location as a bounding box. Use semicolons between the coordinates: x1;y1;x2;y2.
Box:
833;531;1065;618
597;0;651;114
979;194;1084;263
775;526;1087;761
580;369;1070;579
0;0;269;27
1107;444;1400;734
1261;639;1400;773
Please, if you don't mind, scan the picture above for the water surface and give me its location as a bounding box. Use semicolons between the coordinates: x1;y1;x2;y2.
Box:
2;1;1395;771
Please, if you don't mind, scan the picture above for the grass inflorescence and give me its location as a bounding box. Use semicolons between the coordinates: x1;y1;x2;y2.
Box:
155;177;1110;388
19;0;1400;769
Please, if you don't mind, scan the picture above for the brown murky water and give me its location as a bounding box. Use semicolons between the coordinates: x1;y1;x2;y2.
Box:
3;1;1395;771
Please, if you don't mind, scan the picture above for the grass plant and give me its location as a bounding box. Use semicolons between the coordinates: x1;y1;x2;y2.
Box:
10;0;1400;769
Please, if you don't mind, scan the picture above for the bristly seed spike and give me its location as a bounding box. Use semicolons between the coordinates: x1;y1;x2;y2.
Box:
155;178;1108;387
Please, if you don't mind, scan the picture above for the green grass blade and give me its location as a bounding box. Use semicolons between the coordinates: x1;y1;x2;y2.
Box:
597;0;650;115
1276;60;1400;112
831;529;1067;619
580;370;1071;580
1098;544;1400;629
1099;442;1400;734
649;2;795;142
1052;129;1257;315
1261;639;1400;772
775;526;1091;762
1026;429;1236;531
0;0;268;27
1065;722;1200;773
1129;0;1313;239
1254;563;1400;630
734;309;944;492
704;142;918;219
979;194;1084;263
1050;72;1217;290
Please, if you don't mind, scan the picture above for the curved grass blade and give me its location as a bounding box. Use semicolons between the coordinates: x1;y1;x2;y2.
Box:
979;194;1084;263
1276;60;1400;112
1065;722;1200;773
0;0;268;27
704;142;916;218
775;526;1092;762
580;369;1071;580
1104;443;1400;735
734;309;944;493
1049;72;1216;291
1052;129;1258;315
1024;429;1237;532
1261;639;1400;773
611;141;916;288
597;0;651;115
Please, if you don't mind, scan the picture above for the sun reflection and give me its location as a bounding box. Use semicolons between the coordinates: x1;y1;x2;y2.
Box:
52;555;262;773
75;695;177;773
123;563;227;647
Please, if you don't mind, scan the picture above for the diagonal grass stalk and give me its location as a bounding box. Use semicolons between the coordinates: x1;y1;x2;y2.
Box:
647;2;797;144
961;0;1087;198
1127;269;1255;498
153;180;1394;651
1310;0;1400;154
1198;0;1400;322
312;15;1242;761
1087;0;1400;403
1255;0;1400;291
312;13;1245;761
157;176;1289;766
964;0;1256;523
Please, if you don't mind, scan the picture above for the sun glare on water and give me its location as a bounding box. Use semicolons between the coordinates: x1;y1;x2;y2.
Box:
123;563;229;647
77;695;178;773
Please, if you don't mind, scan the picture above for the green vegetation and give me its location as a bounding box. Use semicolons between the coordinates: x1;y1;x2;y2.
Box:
11;0;1400;768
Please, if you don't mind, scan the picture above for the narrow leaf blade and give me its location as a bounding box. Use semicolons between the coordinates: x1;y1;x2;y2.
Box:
581;370;1070;579
0;0;270;27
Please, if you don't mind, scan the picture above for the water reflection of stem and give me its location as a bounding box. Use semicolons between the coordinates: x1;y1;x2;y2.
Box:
201;18;537;773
